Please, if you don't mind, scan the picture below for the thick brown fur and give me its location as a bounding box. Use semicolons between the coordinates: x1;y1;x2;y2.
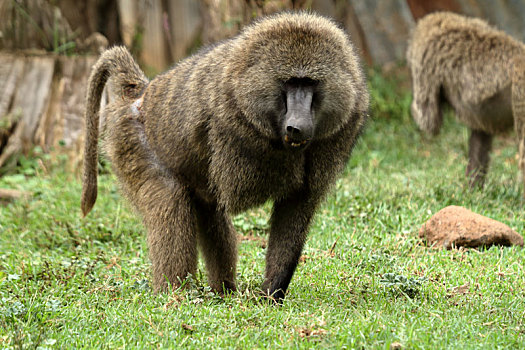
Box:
407;11;525;192
82;12;369;301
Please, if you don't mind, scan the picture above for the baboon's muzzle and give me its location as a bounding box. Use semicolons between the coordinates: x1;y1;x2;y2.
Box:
282;83;315;150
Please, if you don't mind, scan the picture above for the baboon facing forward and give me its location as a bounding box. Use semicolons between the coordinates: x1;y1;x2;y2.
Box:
82;12;369;301
407;12;525;193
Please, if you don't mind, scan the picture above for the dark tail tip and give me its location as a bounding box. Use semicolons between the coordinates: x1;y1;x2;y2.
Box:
81;183;97;217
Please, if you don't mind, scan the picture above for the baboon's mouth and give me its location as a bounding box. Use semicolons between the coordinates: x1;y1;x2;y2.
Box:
284;135;309;148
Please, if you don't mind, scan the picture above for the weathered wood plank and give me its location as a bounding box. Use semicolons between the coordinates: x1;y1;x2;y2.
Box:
352;0;415;65
35;56;98;171
142;0;170;73
166;0;201;61
0;56;55;167
0;54;24;118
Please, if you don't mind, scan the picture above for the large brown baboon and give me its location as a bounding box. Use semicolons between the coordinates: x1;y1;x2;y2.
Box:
82;12;369;301
407;11;525;193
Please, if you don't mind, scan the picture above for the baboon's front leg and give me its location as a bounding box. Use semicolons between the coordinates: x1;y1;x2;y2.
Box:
195;200;238;294
466;129;493;187
262;192;317;302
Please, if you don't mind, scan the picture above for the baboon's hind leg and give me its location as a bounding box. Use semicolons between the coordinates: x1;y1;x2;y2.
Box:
466;129;493;187
106;109;199;293
195;200;238;293
137;179;198;293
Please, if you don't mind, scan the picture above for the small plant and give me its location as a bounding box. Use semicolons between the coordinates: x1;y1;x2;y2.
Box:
380;273;427;298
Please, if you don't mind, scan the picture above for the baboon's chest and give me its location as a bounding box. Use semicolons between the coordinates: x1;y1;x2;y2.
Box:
211;144;306;213
251;151;305;198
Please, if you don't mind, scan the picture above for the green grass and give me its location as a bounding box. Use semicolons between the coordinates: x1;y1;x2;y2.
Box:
1;68;524;349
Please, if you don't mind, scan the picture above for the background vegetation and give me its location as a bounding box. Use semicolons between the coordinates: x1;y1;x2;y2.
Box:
1;69;524;349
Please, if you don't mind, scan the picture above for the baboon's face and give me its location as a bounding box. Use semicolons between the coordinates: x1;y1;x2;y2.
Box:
229;25;358;144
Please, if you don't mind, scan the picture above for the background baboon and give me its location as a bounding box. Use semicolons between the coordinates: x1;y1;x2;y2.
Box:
82;12;369;301
406;11;525;193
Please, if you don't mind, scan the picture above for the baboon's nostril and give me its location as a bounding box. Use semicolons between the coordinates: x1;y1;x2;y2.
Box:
286;126;301;135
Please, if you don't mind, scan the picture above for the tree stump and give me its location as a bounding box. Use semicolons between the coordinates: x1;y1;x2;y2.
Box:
0;52;100;173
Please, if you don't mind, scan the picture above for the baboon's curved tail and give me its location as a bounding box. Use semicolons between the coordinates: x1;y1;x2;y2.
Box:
81;46;148;217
